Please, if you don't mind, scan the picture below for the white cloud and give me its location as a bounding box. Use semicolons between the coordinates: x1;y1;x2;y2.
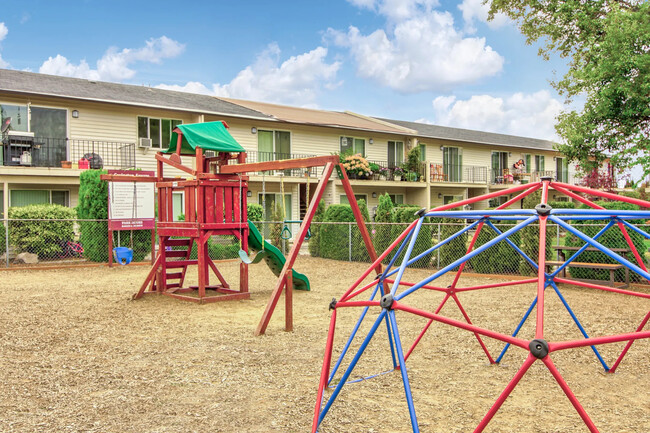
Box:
458;0;509;33
330;1;504;93
0;22;9;68
39;36;185;81
157;43;341;107
432;90;564;140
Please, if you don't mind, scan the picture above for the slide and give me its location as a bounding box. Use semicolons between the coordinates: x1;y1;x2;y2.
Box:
247;221;310;291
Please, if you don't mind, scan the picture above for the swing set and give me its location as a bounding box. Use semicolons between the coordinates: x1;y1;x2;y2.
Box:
102;121;379;335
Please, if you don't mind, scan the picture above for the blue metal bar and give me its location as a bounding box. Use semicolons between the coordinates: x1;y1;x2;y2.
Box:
380;281;398;369
549;281;610;371
550;216;650;281
388;310;419;433
396;216;538;301
390;218;425;297
381;227;415;283
318;310;387;425
550;220;615;278
485;220;539;271
496;297;538;363
328;283;382;385
382;219;484;281
329;368;394;387
619;219;650;240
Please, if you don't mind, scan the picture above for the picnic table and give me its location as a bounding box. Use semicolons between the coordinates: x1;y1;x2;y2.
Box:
548;245;631;288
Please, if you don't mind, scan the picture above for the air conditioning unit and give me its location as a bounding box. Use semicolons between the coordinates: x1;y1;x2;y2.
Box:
138;137;152;148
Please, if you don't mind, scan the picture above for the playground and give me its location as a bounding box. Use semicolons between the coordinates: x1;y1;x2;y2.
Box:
1;258;648;432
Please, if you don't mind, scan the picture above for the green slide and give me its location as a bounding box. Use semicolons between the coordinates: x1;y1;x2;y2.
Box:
246;221;310;291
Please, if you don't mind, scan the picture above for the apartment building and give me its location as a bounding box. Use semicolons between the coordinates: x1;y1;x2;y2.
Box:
0;69;576;221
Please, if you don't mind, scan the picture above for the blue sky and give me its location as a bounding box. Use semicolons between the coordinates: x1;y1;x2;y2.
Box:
1;0;571;142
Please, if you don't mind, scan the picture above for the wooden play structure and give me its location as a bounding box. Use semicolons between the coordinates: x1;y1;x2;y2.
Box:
102;121;380;335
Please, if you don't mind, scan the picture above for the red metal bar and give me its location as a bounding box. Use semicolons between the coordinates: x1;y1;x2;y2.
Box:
473;354;536;433
451;292;495;363
541;356;599;432
341;279;382;303
430;181;539;214
383;278;448;293
312;309;337;433
455;278;538;292
396;303;530;349
535;180;551;339
553;277;650;299
256;162;336;335
221;155;340;174
553;181;650;208
404;293;450;362
550;329;650;351
340;220;418;302
609;310;650;373
338;164;382;274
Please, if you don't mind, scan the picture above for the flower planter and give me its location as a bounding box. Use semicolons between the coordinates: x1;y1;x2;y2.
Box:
394;175;402;181
60;161;72;169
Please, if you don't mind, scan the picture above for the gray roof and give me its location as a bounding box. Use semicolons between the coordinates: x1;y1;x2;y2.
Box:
376;117;557;151
0;69;273;121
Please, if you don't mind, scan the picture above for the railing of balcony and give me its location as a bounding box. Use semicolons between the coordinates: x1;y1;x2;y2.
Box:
1;136;136;169
226;150;322;177
432;164;488;183
366;160;426;182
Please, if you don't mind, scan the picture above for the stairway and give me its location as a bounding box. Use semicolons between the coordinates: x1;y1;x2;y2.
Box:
155;237;194;292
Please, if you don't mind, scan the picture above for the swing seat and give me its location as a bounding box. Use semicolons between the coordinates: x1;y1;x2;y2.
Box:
113;247;133;265
238;249;268;265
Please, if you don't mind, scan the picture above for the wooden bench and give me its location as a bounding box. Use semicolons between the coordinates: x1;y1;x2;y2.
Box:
545;260;629;288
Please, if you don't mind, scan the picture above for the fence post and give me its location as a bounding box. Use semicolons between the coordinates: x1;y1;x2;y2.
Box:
4;218;8;268
436;222;441;269
349;222;352;262
556;223;560;260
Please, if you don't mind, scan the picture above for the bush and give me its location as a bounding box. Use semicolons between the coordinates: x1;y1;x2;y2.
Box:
247;203;263;222
77;169;152;262
188;237;240;260
319;204;355;260
8;204;76;259
519;191;552;275
437;217;468;269
308;200;326;257
374;194;394;263
565;201;646;283
351;199;373;262
390;206;432;268
269;202;285;251
469;213;521;274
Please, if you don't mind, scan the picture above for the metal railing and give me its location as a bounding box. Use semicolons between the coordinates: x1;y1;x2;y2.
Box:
1;136;136;169
432;164;488;183
367;160;426;182
229;150;322;177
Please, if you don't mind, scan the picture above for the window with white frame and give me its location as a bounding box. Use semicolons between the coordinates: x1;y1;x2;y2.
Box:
258;130;291;161
388;194;404;205
137;117;182;149
340;136;365;156
387;141;404;168
535;155;545;172
10;189;69;207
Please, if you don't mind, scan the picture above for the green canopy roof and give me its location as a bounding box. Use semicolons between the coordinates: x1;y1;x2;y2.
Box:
165;121;246;155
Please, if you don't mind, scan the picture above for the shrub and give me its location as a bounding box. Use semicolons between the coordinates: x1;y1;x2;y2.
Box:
351;199;373;262
374;194;394;263
469;213;521;274
308;200;326;257
437;217;468;269
8;204;76;259
319;204;355;260
519;191;552;275
390;206;432;268
188;237;240;260
269;202;285;251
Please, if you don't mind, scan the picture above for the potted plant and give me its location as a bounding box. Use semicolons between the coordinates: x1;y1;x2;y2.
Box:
60;160;72;168
407;171;419;182
342;153;372;179
378;166;389;181
369;162;380;180
393;166;405;181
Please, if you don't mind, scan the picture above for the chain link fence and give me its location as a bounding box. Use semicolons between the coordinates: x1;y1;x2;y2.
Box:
2;219;649;286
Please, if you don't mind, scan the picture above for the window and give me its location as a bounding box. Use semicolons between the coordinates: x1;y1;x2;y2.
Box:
443;147;463;182
340;136;365;156
443;195;464;208
172;192;184;222
258;130;291;161
10;190;69;207
491;151;509;183
339;194;368;206
523;154;531;171
0;104;28;132
137;116;182;149
555;157;568;182
418;144;426;162
388;194;404;205
387;141;404;168
535;155;545;172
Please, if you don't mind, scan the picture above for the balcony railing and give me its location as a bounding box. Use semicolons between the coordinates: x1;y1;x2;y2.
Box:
431;164;488;183
1;136;136;169
227;150;322;177
367;160;426;182
491;169;579;185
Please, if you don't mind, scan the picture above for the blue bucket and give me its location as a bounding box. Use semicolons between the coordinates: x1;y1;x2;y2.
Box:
113;247;133;265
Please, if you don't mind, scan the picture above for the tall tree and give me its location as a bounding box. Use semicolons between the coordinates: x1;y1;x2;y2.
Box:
488;0;650;184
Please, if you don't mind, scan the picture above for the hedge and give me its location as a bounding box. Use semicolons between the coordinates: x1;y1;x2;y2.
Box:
437;217;468;269
351;199;372;262
468;213;520;274
8;204;76;259
565;201;646;283
374;194;394;263
390;206;432;268
518;191;552;275
308;200;326;257
319;204;355;261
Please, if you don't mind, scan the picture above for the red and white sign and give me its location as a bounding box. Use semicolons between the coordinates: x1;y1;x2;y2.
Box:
108;170;155;231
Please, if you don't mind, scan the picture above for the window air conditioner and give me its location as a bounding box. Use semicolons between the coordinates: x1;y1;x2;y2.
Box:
138;137;152;148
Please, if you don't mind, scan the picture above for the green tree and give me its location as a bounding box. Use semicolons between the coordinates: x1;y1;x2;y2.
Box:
374;194;395;263
308;200;326;257
489;1;650;181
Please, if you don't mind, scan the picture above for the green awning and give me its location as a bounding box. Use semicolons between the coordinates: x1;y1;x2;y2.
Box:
165;121;246;155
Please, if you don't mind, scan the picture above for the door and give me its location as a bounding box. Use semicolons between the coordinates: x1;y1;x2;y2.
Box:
443;147;462;182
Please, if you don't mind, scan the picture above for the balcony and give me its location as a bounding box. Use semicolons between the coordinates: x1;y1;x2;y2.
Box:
431;164;488;184
230;150;322;177
491;169;579;185
367;160;426;182
1;135;136;169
